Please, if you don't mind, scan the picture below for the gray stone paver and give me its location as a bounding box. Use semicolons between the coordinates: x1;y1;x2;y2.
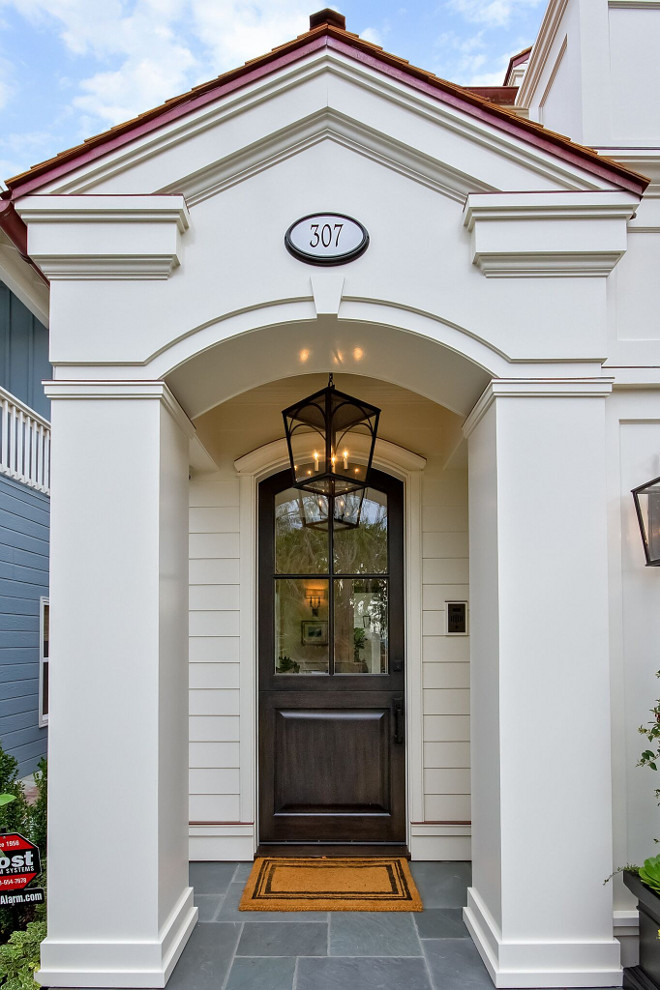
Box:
68;863;621;990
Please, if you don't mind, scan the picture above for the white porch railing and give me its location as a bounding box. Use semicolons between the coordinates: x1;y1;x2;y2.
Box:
0;385;50;495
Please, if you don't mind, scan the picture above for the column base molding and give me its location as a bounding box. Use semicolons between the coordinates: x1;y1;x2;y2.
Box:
464;887;623;989
37;887;197;988
189;823;255;861
409;823;471;860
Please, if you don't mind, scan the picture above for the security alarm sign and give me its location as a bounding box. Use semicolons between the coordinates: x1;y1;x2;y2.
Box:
0;833;41;892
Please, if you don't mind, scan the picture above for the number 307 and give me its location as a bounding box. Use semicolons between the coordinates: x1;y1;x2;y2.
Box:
310;223;343;248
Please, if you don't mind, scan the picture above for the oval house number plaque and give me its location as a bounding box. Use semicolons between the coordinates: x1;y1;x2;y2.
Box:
285;213;369;266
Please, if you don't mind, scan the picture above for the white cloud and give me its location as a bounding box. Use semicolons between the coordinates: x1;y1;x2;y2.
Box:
0;128;58;181
446;0;544;29
189;1;308;72
361;27;384;47
0;0;312;131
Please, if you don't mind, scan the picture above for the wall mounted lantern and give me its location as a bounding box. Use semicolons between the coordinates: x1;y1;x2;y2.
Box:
632;475;660;566
282;374;380;530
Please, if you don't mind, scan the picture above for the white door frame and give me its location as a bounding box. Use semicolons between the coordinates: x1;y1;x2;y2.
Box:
231;435;426;856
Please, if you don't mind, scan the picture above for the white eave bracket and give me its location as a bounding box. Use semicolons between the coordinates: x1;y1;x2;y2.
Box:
15;195;190;281
463;190;639;277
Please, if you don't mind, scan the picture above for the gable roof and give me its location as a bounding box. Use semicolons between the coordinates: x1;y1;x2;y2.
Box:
1;10;649;203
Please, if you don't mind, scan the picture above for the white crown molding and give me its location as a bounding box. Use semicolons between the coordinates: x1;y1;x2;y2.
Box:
234;435;426;478
159;107;494;207
16;195;189;281
463;377;615;438
472;252;624;277
463;190;637;277
609;1;660;7
44;379;196;438
32;255;181;280
40;51;621;202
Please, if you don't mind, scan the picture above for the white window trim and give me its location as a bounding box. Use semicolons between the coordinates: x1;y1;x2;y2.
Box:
39;596;49;727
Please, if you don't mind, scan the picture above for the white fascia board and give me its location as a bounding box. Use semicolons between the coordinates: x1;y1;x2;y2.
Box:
33;50;622;202
15;195;190;280
517;0;570;109
0;232;49;326
463;190;638;277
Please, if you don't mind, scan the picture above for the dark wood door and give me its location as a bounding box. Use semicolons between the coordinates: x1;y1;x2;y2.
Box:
258;468;405;844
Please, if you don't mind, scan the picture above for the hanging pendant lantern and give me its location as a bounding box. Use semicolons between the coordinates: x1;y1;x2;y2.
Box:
283;374;379;528
632;474;660;566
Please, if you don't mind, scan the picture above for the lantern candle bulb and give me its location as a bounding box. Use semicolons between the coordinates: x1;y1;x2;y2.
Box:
313;451;319;472
343;449;349;469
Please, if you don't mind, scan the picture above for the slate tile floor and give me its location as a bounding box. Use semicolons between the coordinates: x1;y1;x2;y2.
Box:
158;862;617;990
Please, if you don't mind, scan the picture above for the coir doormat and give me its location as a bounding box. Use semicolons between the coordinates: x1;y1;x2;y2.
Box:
239;857;422;912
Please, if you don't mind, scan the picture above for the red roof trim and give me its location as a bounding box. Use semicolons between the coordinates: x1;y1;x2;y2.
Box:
5;25;648;199
0;201;49;285
465;86;518;106
504;46;532;86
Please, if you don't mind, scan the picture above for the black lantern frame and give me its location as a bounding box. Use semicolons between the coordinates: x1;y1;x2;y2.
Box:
632;475;660;566
282;374;380;529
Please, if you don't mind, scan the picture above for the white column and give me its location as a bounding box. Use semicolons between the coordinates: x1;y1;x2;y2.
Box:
38;381;197;989
463;379;621;989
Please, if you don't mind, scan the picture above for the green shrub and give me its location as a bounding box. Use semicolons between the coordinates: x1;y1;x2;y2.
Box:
0;921;46;989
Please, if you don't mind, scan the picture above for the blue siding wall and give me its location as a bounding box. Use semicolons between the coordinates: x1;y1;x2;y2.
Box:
0;282;51;420
0;474;48;776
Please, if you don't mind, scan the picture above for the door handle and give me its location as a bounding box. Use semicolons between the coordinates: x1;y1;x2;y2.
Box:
392;697;405;744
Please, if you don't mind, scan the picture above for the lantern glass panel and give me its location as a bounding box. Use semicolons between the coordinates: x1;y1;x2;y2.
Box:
633;476;660;565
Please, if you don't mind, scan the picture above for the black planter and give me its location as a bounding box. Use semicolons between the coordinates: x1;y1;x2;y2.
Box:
624;870;660;990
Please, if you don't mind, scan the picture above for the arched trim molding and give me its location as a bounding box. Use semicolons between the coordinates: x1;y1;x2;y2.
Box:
233;435;426;480
230;435;427;850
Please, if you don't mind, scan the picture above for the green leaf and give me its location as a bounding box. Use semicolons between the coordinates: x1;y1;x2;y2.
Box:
0;793;16;807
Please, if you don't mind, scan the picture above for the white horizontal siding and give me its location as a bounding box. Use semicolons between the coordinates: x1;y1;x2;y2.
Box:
189;663;240;689
189;795;240;821
424;715;470;741
425;795;471;821
189;469;243;827
423;662;469;689
424;741;470;768
190;769;240;793
421;461;470;824
189;716;240;742
189;742;240;768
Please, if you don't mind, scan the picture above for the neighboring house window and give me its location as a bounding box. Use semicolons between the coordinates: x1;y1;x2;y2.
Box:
39;598;49;726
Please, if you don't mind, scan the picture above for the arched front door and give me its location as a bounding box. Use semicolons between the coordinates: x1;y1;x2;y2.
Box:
258;467;406;846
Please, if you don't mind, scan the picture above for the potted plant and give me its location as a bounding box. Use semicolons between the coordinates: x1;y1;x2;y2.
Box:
622;671;660;990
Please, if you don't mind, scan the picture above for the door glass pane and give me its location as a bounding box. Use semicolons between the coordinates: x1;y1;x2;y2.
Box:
333;488;388;574
334;578;388;674
275;578;329;674
275;489;329;573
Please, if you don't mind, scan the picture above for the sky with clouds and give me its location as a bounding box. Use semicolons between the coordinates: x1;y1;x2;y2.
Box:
0;0;546;186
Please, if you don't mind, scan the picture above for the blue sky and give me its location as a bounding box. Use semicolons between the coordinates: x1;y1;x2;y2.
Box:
0;0;546;186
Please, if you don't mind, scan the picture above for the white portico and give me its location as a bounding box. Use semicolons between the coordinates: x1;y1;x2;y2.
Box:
3;2;660;987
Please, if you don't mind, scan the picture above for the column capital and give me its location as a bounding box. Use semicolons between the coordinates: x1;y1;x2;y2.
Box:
44;379;195;438
463;377;614;438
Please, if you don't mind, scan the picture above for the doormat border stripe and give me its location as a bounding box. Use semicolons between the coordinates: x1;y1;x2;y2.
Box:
239;856;423;912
